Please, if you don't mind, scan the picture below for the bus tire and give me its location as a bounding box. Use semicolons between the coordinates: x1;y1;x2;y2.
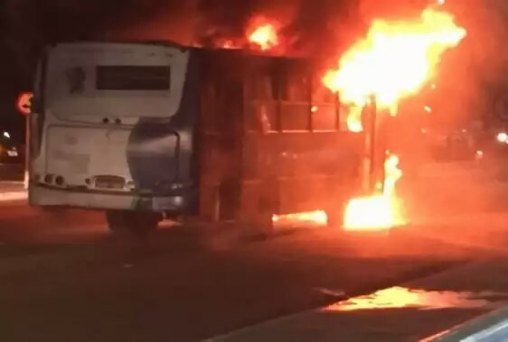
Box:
105;210;160;237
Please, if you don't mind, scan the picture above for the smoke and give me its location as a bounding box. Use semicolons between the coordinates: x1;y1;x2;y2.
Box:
358;0;429;20
2;0;506;71
451;0;508;84
437;0;508;125
353;0;508;126
0;0;363;66
2;0;508;100
355;0;508;83
93;0;362;56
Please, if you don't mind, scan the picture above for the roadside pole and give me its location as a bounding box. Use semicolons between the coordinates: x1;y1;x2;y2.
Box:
24;114;29;190
361;95;379;194
361;94;390;195
16;92;32;190
368;95;378;193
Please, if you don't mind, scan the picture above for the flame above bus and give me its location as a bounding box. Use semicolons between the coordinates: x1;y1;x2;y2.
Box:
323;8;466;124
326;7;466;231
246;17;280;51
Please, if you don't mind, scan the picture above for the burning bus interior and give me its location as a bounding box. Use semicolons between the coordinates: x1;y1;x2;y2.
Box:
182;47;362;231
170;1;472;232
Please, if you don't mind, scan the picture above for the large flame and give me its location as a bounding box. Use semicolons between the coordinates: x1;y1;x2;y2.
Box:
323;7;466;231
247;17;280;51
344;154;405;231
324;8;466;125
272;210;328;228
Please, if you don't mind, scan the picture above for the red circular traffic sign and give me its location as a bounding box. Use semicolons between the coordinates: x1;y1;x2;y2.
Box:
16;92;33;115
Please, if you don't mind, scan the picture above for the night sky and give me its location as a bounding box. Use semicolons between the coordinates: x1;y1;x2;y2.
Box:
0;0;507;141
0;0;196;140
0;0;135;141
0;0;359;141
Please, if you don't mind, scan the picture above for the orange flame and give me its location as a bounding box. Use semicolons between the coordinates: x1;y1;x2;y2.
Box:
324;8;466;129
322;7;466;231
344;154;405;231
247;17;280;51
220;39;238;49
272;210;328;228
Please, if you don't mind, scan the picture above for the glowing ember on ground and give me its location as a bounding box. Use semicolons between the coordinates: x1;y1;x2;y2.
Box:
246;17;280;51
323;8;466;124
272;210;328;227
344;154;405;231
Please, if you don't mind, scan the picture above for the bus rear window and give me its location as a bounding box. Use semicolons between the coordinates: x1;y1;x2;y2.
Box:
96;66;170;90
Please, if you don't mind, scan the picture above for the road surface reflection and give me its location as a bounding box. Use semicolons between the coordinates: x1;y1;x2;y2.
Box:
324;287;508;312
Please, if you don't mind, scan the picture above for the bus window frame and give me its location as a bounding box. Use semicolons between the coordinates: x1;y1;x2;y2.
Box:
243;57;343;135
278;61;312;133
243;57;280;134
310;77;340;133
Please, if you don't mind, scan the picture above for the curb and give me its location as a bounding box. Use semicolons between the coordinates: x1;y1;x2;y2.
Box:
207;259;489;341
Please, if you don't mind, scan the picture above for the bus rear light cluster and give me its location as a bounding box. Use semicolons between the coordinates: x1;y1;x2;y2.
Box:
38;173;65;186
44;174;54;184
55;176;65;186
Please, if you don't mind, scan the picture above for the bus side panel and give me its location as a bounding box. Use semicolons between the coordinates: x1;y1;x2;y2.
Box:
197;51;245;221
241;132;363;216
29;43;201;213
125;50;201;213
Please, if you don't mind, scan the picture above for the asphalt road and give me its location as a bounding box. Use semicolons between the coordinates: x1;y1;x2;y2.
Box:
0;200;502;342
0;162;23;181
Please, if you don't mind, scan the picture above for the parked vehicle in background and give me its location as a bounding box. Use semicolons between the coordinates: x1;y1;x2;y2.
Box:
0;130;24;164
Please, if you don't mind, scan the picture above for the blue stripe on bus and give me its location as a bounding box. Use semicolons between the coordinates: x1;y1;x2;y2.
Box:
126;52;200;209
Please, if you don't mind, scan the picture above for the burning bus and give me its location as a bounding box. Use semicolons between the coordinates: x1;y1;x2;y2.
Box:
26;4;467;235
27;41;365;235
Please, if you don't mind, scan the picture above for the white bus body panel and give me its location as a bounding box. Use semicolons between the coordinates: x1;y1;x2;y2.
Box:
30;43;192;211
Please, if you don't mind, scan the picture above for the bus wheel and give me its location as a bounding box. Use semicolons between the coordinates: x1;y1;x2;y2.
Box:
105;210;161;237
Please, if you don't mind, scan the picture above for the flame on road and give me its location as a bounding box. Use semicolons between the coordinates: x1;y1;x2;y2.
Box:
273;210;328;228
247;17;280;51
344;154;405;231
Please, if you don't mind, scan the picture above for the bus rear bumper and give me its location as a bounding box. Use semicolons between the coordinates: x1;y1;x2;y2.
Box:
28;184;191;212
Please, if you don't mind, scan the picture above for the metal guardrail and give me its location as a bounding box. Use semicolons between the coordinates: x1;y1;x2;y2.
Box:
424;308;508;341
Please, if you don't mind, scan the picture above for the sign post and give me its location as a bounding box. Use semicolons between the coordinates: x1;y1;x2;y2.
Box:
16;92;33;190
